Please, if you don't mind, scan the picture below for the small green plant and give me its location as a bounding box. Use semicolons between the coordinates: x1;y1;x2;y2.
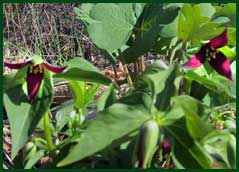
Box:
3;3;236;169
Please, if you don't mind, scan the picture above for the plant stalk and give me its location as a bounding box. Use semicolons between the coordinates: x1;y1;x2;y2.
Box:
44;111;56;157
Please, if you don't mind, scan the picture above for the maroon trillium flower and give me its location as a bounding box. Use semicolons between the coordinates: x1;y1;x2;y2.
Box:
4;57;66;101
184;29;233;80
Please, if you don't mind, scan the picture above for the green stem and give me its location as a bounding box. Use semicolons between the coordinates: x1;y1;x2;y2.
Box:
44;111;56;157
169;40;181;65
182;41;187;52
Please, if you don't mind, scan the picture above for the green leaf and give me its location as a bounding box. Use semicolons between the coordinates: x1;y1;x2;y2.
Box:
184;70;233;98
139;63;179;111
79;3;137;51
119;92;153;112
189;81;208;100
157;104;184;126
227;27;236;46
132;3;146;18
178;4;224;47
166;118;211;168
178;4;201;42
4;85;31;159
68;81;97;110
54;100;74;131
74;4;93;19
214;3;236;27
3;66;28;91
202;131;235;168
226;135;236;168
3;71;54;159
24;150;45;169
172;95;212;139
69;81;85;109
84;83;99;105
199;3;215;19
123;4;180;63
97;84;116;112
158;16;179;38
218;46;236;59
54;58;112;85
155;64;179;111
57;103;150;167
212;16;230;24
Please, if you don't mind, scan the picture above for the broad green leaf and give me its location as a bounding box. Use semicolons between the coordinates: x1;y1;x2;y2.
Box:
178;4;202;42
3;71;54;159
212;16;230;24
123;4;180;63
3;66;28;91
226;135;236;168
214;3;236;27
172;95;212;139
84;83;99;105
166;118;211;168
189;81;208;100
184;70;233;98
178;4;223;47
54;100;74;131
218;46;236;59
227;27;236;46
206;61;235;105
139;64;179;111
57;103;150;167
54;58;112;85
119;92;153;112
199;3;215;19
97;84;116;112
74;4;93;19
132;3;146;19
69;81;85;109
191;22;224;45
80;3;138;51
4;85;31;159
24;150;45;169
202;131;235;168
155;64;179;111
158;16;179;38
157;104;184;126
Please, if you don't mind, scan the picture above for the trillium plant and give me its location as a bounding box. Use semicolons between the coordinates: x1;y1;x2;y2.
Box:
3;3;236;169
184;29;232;80
4;55;66;101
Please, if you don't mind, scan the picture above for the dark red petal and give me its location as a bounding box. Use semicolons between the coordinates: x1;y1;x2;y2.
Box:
209;52;232;80
209;29;228;49
27;71;43;101
43;63;66;73
183;48;205;68
4;61;29;69
162;138;170;154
